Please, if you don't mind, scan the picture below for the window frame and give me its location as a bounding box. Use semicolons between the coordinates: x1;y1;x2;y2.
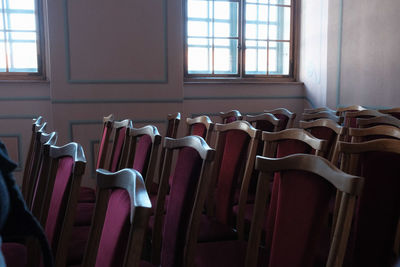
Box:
0;0;46;81
183;0;299;82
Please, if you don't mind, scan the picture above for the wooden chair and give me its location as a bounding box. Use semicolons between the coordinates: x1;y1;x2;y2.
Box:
348;125;400;143
25;131;58;208
119;125;162;190
244;112;283;132
302;111;341;124
234;128;328;237
379;107;400;119
193;154;363;267
22;116;46;201
219;109;243;124
96;114;114;170
263;108;296;128
332;139;400;266
357;115;400;128
108;119;132;172
336;105;366;117
343;109;383;128
25;142;86;267
304;107;336;114
150;135;215;265
299;118;346;160
186;115;214;144
166;112;181;138
82;168;152;267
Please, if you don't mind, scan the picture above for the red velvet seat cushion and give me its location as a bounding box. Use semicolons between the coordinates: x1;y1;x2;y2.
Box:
45;156;74;248
161;147;203;267
78;187;95;203
2;242;27;267
191;123;207;138
133;135;152;175
215;130;249;225
67;225;90;265
95;189;131;267
74;202;95;226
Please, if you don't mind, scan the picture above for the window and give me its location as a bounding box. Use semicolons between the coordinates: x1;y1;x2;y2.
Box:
184;0;296;80
0;0;44;79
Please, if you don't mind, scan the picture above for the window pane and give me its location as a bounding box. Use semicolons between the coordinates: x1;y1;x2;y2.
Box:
270;0;291;5
0;42;6;71
188;21;210;37
11;32;36;41
268;41;289;75
8;0;35;10
269;6;291;40
245;41;267;75
214;39;238;74
9;14;36;31
0;14;3;30
214;22;230;37
9;42;38;71
214;1;230;20
188;46;212;74
188;0;209;18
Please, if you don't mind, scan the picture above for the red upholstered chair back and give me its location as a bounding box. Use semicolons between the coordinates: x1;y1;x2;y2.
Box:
28;131;58;211
96;114;113;169
219;110;243;124
245;112;282;132
152;136;215;267
268;169;334;266
22;116;45;201
186;115;214;144
35;142;86;267
108;119;132;172
299;118;345;161
247;154;363;267
348;125;400;143
333;139;400;267
264;108;296;129
82;168;151;267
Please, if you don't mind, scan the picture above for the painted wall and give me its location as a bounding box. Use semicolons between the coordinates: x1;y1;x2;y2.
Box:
327;0;400;109
299;0;328;108
0;0;308;188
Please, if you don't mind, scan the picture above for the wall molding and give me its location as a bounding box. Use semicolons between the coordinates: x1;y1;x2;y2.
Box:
63;0;168;84
53;98;182;104
0;97;51;101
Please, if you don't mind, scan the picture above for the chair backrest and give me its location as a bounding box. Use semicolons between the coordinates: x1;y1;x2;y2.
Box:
348;125;400;143
299;118;346;160
151;136;215;267
303;107;336;114
332;139;400;267
245;112;283;132
235;128;328;239
82;168;151;267
343;109;383;128
219;109;243;124
302;111;341;123
186;115;214;144
22;116;46;200
336;105;366;117
119;125;162;190
379;107;400;119
26;131;58;208
166;112;181;138
264;108;296;129
32;142;86;267
96;114;114;169
207;121;260;228
357;115;400;129
243;154;363;267
108;119;132;172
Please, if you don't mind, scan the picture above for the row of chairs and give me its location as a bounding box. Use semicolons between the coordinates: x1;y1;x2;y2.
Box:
4;104;399;267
